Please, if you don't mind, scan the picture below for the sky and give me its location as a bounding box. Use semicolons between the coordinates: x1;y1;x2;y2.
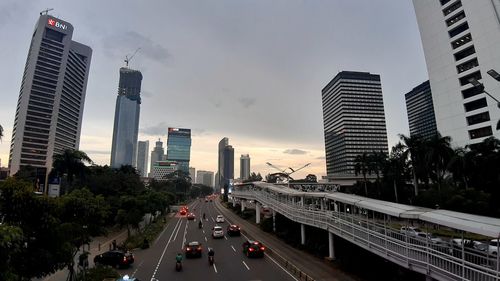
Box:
0;0;429;180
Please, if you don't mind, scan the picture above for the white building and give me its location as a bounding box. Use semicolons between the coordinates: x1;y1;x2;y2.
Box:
136;140;149;177
240;154;250;180
189;167;196;182
413;0;500;147
196;170;214;187
151;161;178;181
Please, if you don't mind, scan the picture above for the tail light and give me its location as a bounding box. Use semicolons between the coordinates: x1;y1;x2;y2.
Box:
260;247;265;251
186;247;191;251
197;247;202;251
123;256;127;262
249;247;255;252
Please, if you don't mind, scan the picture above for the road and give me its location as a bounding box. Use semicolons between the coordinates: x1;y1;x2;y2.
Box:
113;199;298;281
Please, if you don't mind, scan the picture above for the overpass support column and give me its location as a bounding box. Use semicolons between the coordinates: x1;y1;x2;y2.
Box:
328;232;335;260
272;209;276;232
301;224;306;245
256;202;261;224
241;200;246;212
232;198;236;207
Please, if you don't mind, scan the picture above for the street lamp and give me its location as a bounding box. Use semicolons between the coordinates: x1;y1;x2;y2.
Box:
469;76;500;130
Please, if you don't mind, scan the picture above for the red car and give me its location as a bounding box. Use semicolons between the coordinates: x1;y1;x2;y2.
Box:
94;250;134;268
227;224;241;236
185;241;203;258
243;240;265;258
180;209;187;216
187;213;196;220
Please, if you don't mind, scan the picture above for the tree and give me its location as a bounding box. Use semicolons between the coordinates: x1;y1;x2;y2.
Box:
425;133;453;191
243;172;263;183
52;149;93;187
399;134;425;196
383;143;411;203
0;124;3;141
115;196;146;237
369;151;388;197
354;153;371;196
0;224;23;281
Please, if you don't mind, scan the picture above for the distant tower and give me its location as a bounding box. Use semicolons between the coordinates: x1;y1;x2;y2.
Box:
405;81;437;139
8;14;92;189
149;139;164;177
240;154;250;180
110;67;142;168
189;167;196;182
217;138;234;192
136;140;149;177
166;128;191;174
322;71;388;178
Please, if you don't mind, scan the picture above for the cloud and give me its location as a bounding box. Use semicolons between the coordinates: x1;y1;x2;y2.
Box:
237;97;256;108
283;149;308;155
141;90;153;98
140;122;169;136
102;31;171;65
316;156;325;160
85;149;110;155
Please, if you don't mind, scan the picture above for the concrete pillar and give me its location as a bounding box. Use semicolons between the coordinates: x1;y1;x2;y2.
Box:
328;232;335;259
334;201;338;212
256;202;261;224
232;198;236;207
272;209;276;232
241;200;245;212
301;224;306;245
300;196;304;207
320;199;325;210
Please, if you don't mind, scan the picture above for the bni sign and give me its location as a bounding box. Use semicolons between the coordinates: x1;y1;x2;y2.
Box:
47;18;67;30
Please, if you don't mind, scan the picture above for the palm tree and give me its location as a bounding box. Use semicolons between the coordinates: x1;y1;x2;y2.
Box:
369;151;388;197
354;153;371;196
399;134;425;196
52;149;93;185
448;147;471;189
425;133;453;191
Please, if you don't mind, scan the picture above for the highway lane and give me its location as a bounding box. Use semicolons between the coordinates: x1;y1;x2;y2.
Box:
114;199;298;281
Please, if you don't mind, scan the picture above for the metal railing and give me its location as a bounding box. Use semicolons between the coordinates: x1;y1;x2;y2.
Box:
232;190;500;281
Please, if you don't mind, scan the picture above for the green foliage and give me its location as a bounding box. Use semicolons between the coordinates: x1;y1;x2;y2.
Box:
260;217;273;232
243;172;263;183
76;265;119;281
123;215;169;249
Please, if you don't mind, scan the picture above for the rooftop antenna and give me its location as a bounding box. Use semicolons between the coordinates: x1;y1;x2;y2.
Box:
124;48;141;67
40;8;54;15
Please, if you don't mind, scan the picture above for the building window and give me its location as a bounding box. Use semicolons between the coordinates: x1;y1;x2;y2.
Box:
446;11;466;27
448;22;469;38
459;71;482;86
440;0;452;5
464;97;487;112
443;0;462;16
469;126;493;139
44;28;65;43
466;111;490;126
454;45;475;61
456;58;479;73
462;86;483;99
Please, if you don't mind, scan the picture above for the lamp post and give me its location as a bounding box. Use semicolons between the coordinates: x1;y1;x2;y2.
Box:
469;71;500;130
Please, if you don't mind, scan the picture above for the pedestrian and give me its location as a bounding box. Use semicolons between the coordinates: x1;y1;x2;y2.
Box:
112;239;117;250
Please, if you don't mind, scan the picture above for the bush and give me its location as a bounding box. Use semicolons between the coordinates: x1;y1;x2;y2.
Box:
260;217;273;232
124;216;168;249
77;265;119;281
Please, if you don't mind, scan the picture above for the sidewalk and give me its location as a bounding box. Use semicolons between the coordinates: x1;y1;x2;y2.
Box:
41;227;129;281
215;200;360;281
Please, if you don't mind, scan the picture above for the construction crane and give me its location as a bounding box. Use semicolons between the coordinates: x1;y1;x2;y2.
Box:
124;48;141;67
266;162;311;184
40;8;54;15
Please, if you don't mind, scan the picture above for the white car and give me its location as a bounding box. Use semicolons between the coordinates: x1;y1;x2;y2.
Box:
212;226;224;239
216;215;225;223
400;226;423;237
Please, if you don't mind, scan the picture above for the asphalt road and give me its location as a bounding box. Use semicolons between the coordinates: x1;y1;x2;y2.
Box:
114;199;298;281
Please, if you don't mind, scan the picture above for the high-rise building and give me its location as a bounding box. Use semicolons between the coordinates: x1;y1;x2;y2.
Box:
322;71;388;178
189;167;196;182
196;170;214;187
166;128;191;173
110;67;142;168
413;1;500;146
217;138;234;192
136;140;149;177
405;81;438;140
149;139;164;177
8;14;92;189
151;160;178;181
240;154;250;180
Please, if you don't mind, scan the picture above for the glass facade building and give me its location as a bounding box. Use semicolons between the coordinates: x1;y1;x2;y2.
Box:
322;71;388;177
405;81;438;140
166;128;191;173
240;154;250;180
110;67;142;168
217;137;234;192
136;140;149;177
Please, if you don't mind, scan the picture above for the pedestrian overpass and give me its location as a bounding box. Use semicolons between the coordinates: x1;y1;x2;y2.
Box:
231;182;500;281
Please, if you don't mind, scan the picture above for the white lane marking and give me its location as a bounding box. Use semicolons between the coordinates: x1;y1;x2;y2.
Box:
173;217;182;241
213;263;218;273
202;230;205;234
181;219;188;249
242;260;250;270
205;236;208;242
265;253;299;281
211;217;215;222
224;236;228;240
151;218;182;280
231;245;236;252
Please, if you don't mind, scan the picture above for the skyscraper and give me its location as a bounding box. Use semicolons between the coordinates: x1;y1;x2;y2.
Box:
149;139;164;177
110;67;142;168
405;81;438;140
136;140;149;177
217;137;234;192
240;154;250;180
151;161;178;181
322;71;388;178
196;170;214;187
413;0;500;146
189;167;196;182
166;128;191;173
8;14;92;189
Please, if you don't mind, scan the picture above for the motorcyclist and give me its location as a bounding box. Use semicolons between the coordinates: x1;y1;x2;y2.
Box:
176;253;183;263
208;247;215;259
198;220;203;228
203;213;206;220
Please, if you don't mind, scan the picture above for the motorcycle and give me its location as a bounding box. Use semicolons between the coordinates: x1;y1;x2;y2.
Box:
175;261;182;271
198;221;203;229
208;255;214;266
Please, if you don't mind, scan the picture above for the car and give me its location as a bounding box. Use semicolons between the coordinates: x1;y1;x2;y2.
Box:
227;224;241;236
212;226;224;238
487;239;499;255
416;232;445;244
242;240;265;258
94;250;134;268
216;215;225;223
400;226;423;237
116;275;140;281
187;213;196;220
179;209;187;216
184;241;203;258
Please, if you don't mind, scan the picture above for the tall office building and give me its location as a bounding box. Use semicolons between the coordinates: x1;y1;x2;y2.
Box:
8;14;92;189
151;160;178;181
189;167;196;182
413;0;500;147
166;128;191;173
196;170;214;187
136;140;149;177
240;154;250;180
405;81;438;140
217;137;234;192
322;71;388;178
110;67;142;168
149;139;164;177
